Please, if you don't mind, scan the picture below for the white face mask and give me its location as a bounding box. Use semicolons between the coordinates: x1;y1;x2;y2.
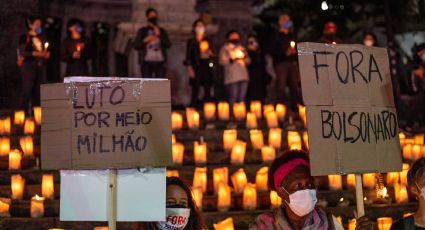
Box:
364;40;374;47
156;208;191;230
284;189;317;217
195;26;205;35
416;182;425;199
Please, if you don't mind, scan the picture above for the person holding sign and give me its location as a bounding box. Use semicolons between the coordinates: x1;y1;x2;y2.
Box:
249;151;375;230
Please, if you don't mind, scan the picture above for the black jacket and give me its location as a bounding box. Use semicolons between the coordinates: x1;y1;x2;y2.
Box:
269;31;297;64
184;37;214;68
134;26;171;63
61;37;92;76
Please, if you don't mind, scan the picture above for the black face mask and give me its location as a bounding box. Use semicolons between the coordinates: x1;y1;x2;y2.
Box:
229;39;240;44
148;17;158;25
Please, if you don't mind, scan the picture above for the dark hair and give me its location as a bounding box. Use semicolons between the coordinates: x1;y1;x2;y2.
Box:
145;7;157;17
26;16;41;30
268;150;310;190
247;33;257;40
192;19;204;34
416;43;425;55
66;18;84;38
363;31;378;45
226;30;239;39
407;158;425;187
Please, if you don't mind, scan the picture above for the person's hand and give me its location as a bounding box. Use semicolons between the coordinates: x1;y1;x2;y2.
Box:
187;66;195;79
355;216;377;230
44;51;50;59
153;27;161;36
144;35;157;44
72;51;81;59
286;47;296;56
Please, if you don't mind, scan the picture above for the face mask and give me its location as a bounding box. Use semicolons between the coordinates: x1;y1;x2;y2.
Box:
284;189;317;217
282;20;293;30
35;27;42;35
148;17;158;25
195;26;205;35
249;41;258;49
156;207;191;230
75;25;83;33
364;40;374;47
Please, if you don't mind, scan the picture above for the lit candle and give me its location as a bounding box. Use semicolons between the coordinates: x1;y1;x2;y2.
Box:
403;144;413;160
250;101;262;119
194;141;207;165
213;167;229;194
33;106;42;125
400;163;410;185
20;136;33;156
386;172;400;185
218;102;230;121
265;111;278;128
268;128;282;149
328;175;342;190
171;112;183;130
0;117;11;135
346;174;356;188
217;182;231;212
31;194;45;218
399;132;406;146
270;191;282;208
232;102;246;121
166;170;179;178
9;149;22;170
11;174;25;199
223;129;237;151
256;167;269;191
191;186;203;210
298;105;307;127
233;48;245;59
348;219;356;230
44;42;49;50
243;183;257;210
412;144;422;160
246;112;258;129
0;198;10;217
231;169;247;194
394;183;408;203
290;41;296;48
250;129;264;150
415;134;424;145
214;217;234;230
203;102;216;120
172;134;176;144
42;174;55;199
275;104;286;121
377;217;393;230
0;137;10;156
93;227;108;230
200;41;209;53
172;142;184;165
303;131;309;149
24;118;35;135
186;108;200;130
287;131;302;150
262;104;274;118
261;146;276;163
193;167;207;193
14;110;25;125
230;140;246;165
362;173;376;189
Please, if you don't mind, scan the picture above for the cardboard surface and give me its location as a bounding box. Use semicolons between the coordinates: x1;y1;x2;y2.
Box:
298;43;402;175
60;168;166;221
41;78;172;169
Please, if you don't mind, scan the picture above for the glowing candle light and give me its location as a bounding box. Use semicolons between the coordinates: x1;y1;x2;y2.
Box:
0;137;10;156
415;134;424;145
303;131;309;149
186;108;200;130
172;134;176;144
194;141;207;165
346;174;356;188
42;174;55;199
275;104;286;121
298;104;307;127
223;129;237;151
0;117;11;135
270;191;282;208
232;102;246;121
230;140;246;165
14;110;25;125
200;41;209;53
328;175;342;190
213;167;229;194
233;48;245;59
242;183;257;210
193;167;207;193
362;173;376;189
166;170;179;178
24;118;35;135
261;146;276;163
412;144;422;160
255;167;269;191
290;41;296;48
399;132;406;146
9;149;22;170
218;102;230;121
33;106;42;125
287;131;302;150
348;219;356;230
250;101;262;119
93;227;108;230
231;169;247;194
262;104;274;118
377;217;393;230
172;142;184;165
191;186;203;210
268;128;282;149
246;112;258;129
11;174;25;200
217;182;231;212
20;136;33;156
394;183;408;203
31;194;45;218
171;112;183;130
265;111;278;128
386;172;400;185
403;144;413;160
400;163;410;185
203;102;216;120
44;42;49;50
0;198;10;217
214;217;234;230
250;129;264;150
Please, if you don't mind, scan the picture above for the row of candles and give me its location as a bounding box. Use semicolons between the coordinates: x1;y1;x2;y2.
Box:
0;107;42;135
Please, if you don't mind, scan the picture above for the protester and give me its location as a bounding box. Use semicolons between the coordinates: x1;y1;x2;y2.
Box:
246;34;270;103
250;150;375;230
391;158;425;229
184;19;215;107
18;16;50;114
138;176;205;230
362;32;378;47
270;13;300;110
319;21;342;44
219;30;250;104
61;18;92;77
134;7;171;78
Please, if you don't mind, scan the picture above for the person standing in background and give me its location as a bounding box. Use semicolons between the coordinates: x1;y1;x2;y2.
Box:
219;30;250;104
184;19;215;107
61;18;92;77
362;32;378;47
18;16;50;114
134;8;171;78
246;34;270;103
319;21;342;44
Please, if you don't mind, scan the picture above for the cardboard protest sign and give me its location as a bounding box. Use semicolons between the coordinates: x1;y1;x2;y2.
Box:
41;77;172;169
298;43;402;176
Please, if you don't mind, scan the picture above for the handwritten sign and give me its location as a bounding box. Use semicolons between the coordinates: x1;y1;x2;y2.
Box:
298;43;402;176
41;78;172;169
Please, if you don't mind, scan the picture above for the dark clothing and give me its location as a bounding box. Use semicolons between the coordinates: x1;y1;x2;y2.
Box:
246;49;270;102
391;215;425;230
319;35;343;44
141;61;166;78
184;37;214;67
275;61;300;109
270;31;297;64
134;26;171;63
61;37;92;76
18;34;46;65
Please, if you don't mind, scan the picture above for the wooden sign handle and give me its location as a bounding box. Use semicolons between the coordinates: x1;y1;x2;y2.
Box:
355;174;365;217
108;169;118;230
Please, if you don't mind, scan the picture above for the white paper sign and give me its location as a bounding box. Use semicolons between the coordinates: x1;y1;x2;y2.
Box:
60;168;166;221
